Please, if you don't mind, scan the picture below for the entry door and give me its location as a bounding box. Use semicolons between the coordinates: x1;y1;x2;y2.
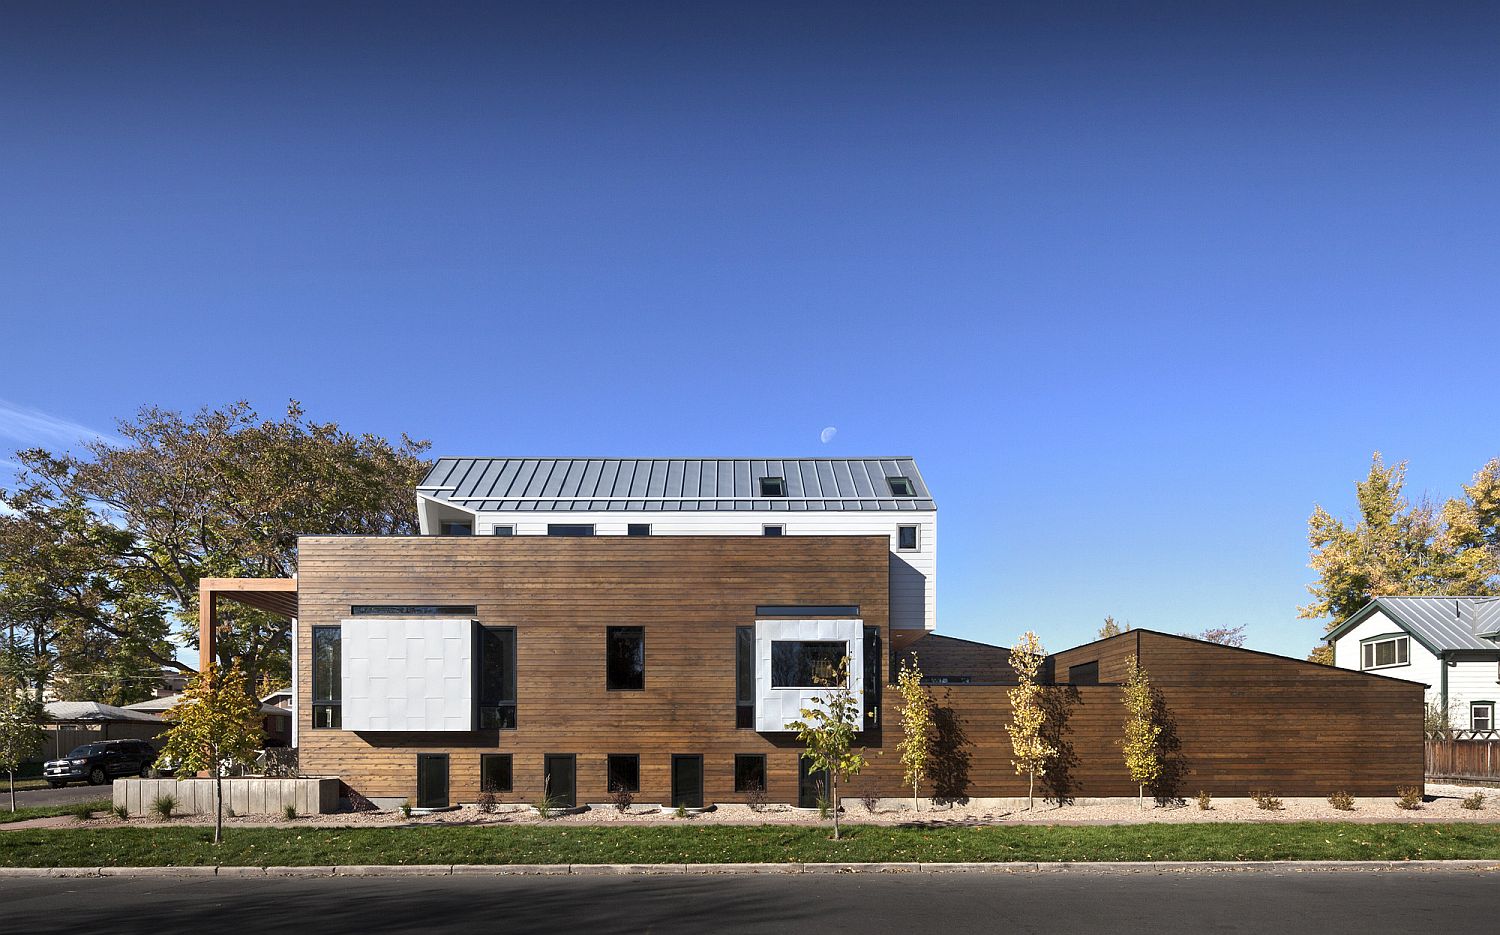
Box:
671;755;703;809
544;754;576;808
798;757;829;808
416;754;449;809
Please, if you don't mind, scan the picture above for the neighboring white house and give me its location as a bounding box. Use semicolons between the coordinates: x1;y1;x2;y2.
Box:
1327;596;1500;733
413;458;937;644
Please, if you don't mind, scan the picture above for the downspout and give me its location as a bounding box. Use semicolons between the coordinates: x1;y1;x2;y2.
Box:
1439;652;1449;724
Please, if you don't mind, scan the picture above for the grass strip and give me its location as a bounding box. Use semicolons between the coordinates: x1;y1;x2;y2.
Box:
1;822;1499;867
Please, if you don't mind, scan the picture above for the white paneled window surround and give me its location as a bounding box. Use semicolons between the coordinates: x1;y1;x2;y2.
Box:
753;618;864;732
1360;634;1410;671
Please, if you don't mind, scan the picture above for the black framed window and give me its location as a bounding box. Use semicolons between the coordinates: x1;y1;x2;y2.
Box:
759;477;787;497
311;626;341;729
417;754;449;808
1069;661;1100;685
887;476;916;496
350;605;477;616
547;524;595;536
762;525;784;536
734;754;766;794
606;626;645;690
627;523;651;536
544;754;576;808
897;525;918;550
756;605;860;617
607;754;640;793
441;521;472;536
480;754;513;793
478;626;517;729
735;626;755;729
671;754;703;808
863;626;880;728
491;525;515;536
771;641;847;688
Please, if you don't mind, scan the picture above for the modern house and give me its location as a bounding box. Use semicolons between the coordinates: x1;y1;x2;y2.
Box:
194;456;1425;811
1327;596;1500;734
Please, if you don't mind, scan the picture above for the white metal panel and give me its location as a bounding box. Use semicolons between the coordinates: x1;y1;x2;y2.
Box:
754;618;864;732
340;618;475;732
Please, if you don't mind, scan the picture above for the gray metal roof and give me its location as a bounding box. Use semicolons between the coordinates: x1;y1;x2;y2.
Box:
44;701;164;724
418;458;935;512
1364;597;1500;652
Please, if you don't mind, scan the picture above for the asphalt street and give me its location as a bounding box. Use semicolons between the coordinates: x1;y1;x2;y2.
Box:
0;869;1488;935
6;782;115;808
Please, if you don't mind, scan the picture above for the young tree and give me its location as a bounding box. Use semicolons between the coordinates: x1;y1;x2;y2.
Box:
787;656;866;840
1098;616;1124;639
158;661;263;844
1006;631;1055;810
895;655;932;812
1120;654;1161;808
0;660;45;812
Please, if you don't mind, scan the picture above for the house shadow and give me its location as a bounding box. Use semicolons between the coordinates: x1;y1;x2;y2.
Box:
889;554;927;629
1039;684;1082;805
928;689;972;806
1149;686;1189;805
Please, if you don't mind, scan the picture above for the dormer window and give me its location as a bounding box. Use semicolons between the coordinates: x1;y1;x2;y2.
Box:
887;476;915;496
759;476;787;497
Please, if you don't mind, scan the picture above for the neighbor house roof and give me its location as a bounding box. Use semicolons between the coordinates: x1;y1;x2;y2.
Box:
125;694;290;718
418;458;935;512
44;701;164;724
1326;596;1500;653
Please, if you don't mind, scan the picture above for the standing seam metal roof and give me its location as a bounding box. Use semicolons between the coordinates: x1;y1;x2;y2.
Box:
1366;597;1500;652
418;458;935;512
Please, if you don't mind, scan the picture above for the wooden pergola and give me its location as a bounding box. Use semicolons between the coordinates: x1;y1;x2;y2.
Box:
198;577;298;666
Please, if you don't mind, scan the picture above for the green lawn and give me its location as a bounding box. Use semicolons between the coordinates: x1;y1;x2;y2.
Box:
1;822;1498;867
0;800;112;825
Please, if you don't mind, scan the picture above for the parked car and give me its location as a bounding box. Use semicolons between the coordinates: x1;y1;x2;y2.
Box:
43;739;158;787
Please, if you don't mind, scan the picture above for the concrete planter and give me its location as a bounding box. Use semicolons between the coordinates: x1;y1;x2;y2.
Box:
113;777;341;816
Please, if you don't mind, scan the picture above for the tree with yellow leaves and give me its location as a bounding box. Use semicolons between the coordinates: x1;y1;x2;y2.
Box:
1121;654;1161;809
895;655;932;813
158;660;262;844
1006;631;1055;811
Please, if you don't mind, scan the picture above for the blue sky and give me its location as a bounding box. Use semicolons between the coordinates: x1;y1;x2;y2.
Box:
1;2;1496;659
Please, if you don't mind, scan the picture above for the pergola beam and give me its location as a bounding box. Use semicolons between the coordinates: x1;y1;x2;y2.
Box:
198;577;298;669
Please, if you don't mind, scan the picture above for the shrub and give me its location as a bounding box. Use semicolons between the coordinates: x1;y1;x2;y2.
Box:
675;805;688;819
745;782;767;813
1328;790;1355;811
1461;791;1486;811
283;804;298;820
112;804;130;821
69;803;94;822
611;788;635;813
478;781;498;815
1196;790;1212;811
226;807;236;818
1396;786;1424;810
398;799;413;819
816;797;832;820
1250;791;1282;811
151;794;177;820
859;786;879;813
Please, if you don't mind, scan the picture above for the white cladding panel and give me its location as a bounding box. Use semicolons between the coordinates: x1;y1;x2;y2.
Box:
754;618;864;732
340;617;475;732
1447;659;1500;728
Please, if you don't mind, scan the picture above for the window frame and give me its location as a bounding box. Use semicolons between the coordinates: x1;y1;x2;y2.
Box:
626;523;652;536
759;477;787;497
440;521;473;536
887;476;916;496
606;753;641;793
1471;702;1496;732
477;625;517;730
491;525;515;536
734;753;767;794
606;626;646;691
547;523;596;536
480;753;513;793
897;524;919;551
311;626;342;729
770;640;849;689
735;626;755;729
1359;633;1410;670
762;524;785;536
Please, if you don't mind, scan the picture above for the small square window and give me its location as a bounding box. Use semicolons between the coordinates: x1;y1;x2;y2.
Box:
627;524;651;536
607;754;640;793
887;476;915;496
440;521;473;536
762;525;784;536
734;754;767;794
897;525;918;550
480;754;513;793
759;477;787;497
491;525;514;536
1472;703;1495;732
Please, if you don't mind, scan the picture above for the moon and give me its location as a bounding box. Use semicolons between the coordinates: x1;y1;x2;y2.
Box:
819;426;837;444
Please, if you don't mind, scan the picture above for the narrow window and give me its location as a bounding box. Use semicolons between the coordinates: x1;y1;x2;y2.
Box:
762;524;784;536
607;754;640;793
607;626;645;690
547;524;595;536
311;626;341;729
627;523;652;536
863;626;881;728
478;627;517;729
1472;702;1495;732
671;754;703;808
351;605;477;616
771;641;847;688
440;521;472;535
887;476;915;496
734;754;767;794
543;754;576;808
735;626;755;729
480;754;513;793
416;754;449;809
1069;661;1100;685
897;525;918;550
491;525;515;536
759;477;787;497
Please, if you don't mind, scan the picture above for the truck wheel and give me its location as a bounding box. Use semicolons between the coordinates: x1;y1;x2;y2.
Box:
88;767;107;786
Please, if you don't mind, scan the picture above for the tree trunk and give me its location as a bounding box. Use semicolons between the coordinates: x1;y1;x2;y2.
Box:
1028;770;1035;811
1139;784;1145;809
831;772;840;841
913;779;919;814
8;770;14;813
214;768;223;845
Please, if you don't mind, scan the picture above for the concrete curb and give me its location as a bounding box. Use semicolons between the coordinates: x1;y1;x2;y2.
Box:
2;860;1498;879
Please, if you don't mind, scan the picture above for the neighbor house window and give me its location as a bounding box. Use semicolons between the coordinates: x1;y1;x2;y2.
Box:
1472;702;1496;732
771;641;847;688
734;754;766;793
480;754;513;793
311;626;341;729
762;525;784;536
491;525;514;536
759;477;787;497
478;627;517;729
440;521;472;535
735;627;754;729
607;754;640;793
897;525;918;550
1360;634;1410;670
887;476;915;496
627;523;651;536
547;524;595;536
607;626;645;690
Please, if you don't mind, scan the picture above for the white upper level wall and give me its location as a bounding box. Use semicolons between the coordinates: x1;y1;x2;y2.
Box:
418;498;936;633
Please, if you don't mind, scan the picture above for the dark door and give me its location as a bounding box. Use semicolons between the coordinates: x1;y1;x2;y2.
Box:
417;754;449;809
544;754;576;808
798;757;829;808
671;755;703;809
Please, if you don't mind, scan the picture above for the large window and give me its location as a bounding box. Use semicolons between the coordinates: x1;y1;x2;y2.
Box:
607;627;645;691
478;627;517;729
547;524;595;536
1472;702;1495;732
1360;634;1410;670
735;627;754;729
311;626;341;729
607;754;640;793
734;754;766;793
771;641;847;688
480;754;513;793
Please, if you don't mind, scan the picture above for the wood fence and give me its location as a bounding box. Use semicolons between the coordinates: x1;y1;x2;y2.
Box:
1426;737;1500;780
